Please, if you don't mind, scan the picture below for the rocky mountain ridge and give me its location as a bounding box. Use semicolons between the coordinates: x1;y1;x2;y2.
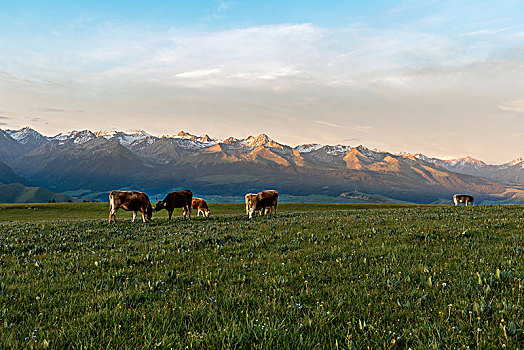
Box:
1;127;522;203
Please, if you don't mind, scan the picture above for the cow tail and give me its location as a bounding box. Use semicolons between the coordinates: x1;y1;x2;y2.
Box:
274;192;279;216
188;192;193;218
109;191;115;213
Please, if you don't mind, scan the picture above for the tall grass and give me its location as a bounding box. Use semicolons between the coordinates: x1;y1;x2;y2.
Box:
0;204;522;348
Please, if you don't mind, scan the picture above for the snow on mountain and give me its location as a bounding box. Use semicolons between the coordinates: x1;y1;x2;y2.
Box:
116;131;151;147
508;157;524;168
172;131;220;145
412;153;435;163
5;127;45;144
93;130;152;146
51;130;97;144
93;130;118;139
242;134;283;148
500;157;524;169
294;144;323;153
324;145;353;155
445;156;486;167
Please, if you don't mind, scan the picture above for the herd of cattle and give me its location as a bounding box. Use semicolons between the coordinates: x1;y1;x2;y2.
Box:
108;189;279;223
107;189;473;223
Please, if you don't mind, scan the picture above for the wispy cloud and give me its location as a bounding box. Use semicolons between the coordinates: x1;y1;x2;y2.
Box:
499;99;524;113
32;108;85;113
458;27;513;37
343;138;363;143
315;121;373;132
315;120;343;128
175;68;222;78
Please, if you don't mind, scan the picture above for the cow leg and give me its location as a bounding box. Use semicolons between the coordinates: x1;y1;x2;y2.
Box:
188;205;192;219
109;208;117;223
132;211;137;223
141;210;146;223
168;210;173;221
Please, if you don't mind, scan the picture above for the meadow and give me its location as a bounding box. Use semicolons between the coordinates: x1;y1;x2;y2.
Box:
0;203;522;348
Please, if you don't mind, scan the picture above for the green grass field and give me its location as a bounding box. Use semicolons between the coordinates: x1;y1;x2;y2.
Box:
0;203;523;348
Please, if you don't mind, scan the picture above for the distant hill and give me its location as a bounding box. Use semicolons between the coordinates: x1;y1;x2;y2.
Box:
0;160;32;186
0;182;72;203
0;157;72;203
1;127;523;204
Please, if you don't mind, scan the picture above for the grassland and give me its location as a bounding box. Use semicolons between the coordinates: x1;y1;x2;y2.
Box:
0;203;522;348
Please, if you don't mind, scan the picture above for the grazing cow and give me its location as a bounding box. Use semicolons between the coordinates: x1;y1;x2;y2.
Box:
108;190;152;223
155;190;193;221
192;197;210;217
453;194;474;206
247;190;279;219
245;193;267;216
245;193;257;215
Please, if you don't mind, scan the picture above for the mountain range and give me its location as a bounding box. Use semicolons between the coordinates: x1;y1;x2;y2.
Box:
0;127;523;204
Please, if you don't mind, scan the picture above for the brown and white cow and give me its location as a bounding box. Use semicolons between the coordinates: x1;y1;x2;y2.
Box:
453;194;474;206
192;197;210;217
245;193;268;216
155;190;193;221
245;193;257;215
246;190;278;219
108;190;153;223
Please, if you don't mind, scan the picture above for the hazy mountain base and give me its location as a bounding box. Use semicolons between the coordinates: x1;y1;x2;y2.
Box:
59;189;519;205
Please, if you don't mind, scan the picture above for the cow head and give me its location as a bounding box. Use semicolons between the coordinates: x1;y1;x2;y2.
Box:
147;202;153;220
247;205;257;219
204;209;211;218
154;200;165;212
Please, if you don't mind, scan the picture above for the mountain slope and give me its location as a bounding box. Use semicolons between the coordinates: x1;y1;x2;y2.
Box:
10;137;150;192
0;161;32;186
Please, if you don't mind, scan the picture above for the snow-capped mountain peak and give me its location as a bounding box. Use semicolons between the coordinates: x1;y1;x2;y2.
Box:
324;144;352;155
294;143;323;153
94;130;118;138
446;156;486;167
506;157;524;169
93;130;151;146
243;134;283;148
51;130;96;144
6;126;45;144
172;131;219;145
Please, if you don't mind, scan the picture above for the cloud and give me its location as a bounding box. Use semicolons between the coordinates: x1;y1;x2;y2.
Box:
8;18;520;93
458;27;513;37
32;108;85;113
499;99;524;113
175;68;222;78
315;120;345;128
343;138;363;143
315;121;373;133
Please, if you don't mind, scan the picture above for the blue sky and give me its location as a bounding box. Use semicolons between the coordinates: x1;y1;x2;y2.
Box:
1;0;524;163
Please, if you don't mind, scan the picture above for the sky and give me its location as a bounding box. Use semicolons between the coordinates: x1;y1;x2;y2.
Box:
1;0;524;164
